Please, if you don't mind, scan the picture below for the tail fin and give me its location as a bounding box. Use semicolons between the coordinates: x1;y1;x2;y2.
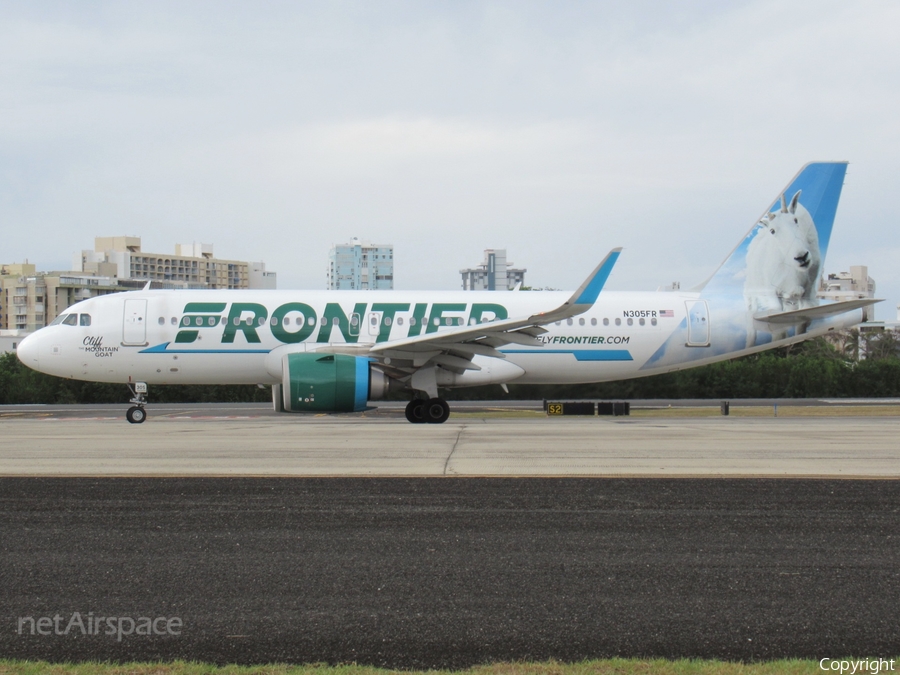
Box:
701;161;847;296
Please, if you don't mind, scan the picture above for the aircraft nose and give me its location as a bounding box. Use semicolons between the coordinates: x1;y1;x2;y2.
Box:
16;333;40;370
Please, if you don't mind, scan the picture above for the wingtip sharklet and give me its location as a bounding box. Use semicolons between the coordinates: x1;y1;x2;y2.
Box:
371;247;623;353
571;247;622;307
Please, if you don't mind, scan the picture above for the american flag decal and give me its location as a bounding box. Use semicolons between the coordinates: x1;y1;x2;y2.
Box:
660;310;674;318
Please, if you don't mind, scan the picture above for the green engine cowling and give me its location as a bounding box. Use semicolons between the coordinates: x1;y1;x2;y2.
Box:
281;353;389;412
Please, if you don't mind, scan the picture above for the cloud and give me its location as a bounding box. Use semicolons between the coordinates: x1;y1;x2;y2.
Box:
0;0;898;313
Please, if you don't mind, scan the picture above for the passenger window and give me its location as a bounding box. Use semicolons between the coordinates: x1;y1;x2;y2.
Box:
627;318;633;326
307;317;315;326
209;317;217;326
578;318;585;326
433;318;440;326
158;317;165;326
332;317;339;326
320;317;327;326
615;318;621;326
651;318;657;326
370;316;378;326
566;318;573;326
385;317;392;326
62;314;77;326
171;317;177;325
397;317;404;326
603;318;609;326
271;317;279;326
445;317;452;326
639;318;645;326
195;317;203;326
258;317;265;326
233;317;240;326
591;318;597;326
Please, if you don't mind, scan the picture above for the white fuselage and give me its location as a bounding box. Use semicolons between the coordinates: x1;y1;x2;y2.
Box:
16;288;863;388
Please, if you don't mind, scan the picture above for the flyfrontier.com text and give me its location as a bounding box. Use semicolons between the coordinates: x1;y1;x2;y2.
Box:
17;612;182;642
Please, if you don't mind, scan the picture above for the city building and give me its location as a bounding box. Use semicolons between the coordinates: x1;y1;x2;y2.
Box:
460;249;526;291
0;264;126;332
817;265;877;321
0;329;26;354
1;236;276;333
74;236;276;290
249;261;277;290
327;238;394;290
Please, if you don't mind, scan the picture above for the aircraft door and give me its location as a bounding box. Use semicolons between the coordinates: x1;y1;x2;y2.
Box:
685;300;710;347
349;312;361;337
123;299;148;346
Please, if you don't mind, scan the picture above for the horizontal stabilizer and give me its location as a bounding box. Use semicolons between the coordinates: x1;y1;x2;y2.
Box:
755;299;880;325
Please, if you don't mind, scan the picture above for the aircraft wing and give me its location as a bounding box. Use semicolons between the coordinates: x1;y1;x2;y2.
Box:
368;248;621;371
755;298;881;325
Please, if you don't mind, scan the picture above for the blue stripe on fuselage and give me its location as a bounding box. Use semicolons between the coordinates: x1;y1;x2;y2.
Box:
501;349;632;361
140;343;270;354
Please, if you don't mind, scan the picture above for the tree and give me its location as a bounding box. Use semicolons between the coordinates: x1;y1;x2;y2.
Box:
863;329;900;361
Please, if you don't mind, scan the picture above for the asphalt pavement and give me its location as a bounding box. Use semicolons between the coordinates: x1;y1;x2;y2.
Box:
2;478;898;667
3;398;900;420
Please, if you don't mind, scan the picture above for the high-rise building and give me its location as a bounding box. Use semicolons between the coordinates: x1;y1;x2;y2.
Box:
460;249;526;291
0;237;277;332
0;264;122;332
74;236;276;290
327;238;394;290
818;265;876;321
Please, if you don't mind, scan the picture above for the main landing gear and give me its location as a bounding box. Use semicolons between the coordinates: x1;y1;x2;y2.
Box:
126;382;148;424
405;397;450;424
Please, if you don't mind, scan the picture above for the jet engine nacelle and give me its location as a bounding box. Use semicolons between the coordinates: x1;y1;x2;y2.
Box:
279;352;390;413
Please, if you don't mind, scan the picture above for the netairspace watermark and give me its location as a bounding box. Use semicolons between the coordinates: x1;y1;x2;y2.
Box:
17;612;182;642
820;659;897;675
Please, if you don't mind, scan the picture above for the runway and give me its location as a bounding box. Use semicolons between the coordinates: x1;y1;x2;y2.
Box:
2;477;898;668
3;405;898;666
1;406;899;477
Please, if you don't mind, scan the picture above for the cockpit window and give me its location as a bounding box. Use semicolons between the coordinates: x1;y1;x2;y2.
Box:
50;314;67;326
80;314;91;326
62;314;78;326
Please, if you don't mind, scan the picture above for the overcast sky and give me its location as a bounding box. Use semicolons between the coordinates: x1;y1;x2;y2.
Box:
2;1;898;317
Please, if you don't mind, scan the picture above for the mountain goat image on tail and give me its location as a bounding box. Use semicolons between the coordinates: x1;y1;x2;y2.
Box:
744;190;821;346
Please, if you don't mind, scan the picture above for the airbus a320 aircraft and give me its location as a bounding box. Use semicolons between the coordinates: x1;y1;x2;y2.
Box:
16;162;877;424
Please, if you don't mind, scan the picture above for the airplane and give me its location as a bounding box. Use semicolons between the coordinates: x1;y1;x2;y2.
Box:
16;161;878;424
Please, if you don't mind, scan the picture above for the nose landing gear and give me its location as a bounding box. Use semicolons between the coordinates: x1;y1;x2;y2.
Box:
126;382;148;424
126;405;146;424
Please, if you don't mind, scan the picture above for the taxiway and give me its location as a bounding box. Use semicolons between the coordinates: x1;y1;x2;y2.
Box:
0;410;898;477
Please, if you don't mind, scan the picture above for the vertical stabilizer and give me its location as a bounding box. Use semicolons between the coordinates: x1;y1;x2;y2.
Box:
644;161;850;369
702;161;847;298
